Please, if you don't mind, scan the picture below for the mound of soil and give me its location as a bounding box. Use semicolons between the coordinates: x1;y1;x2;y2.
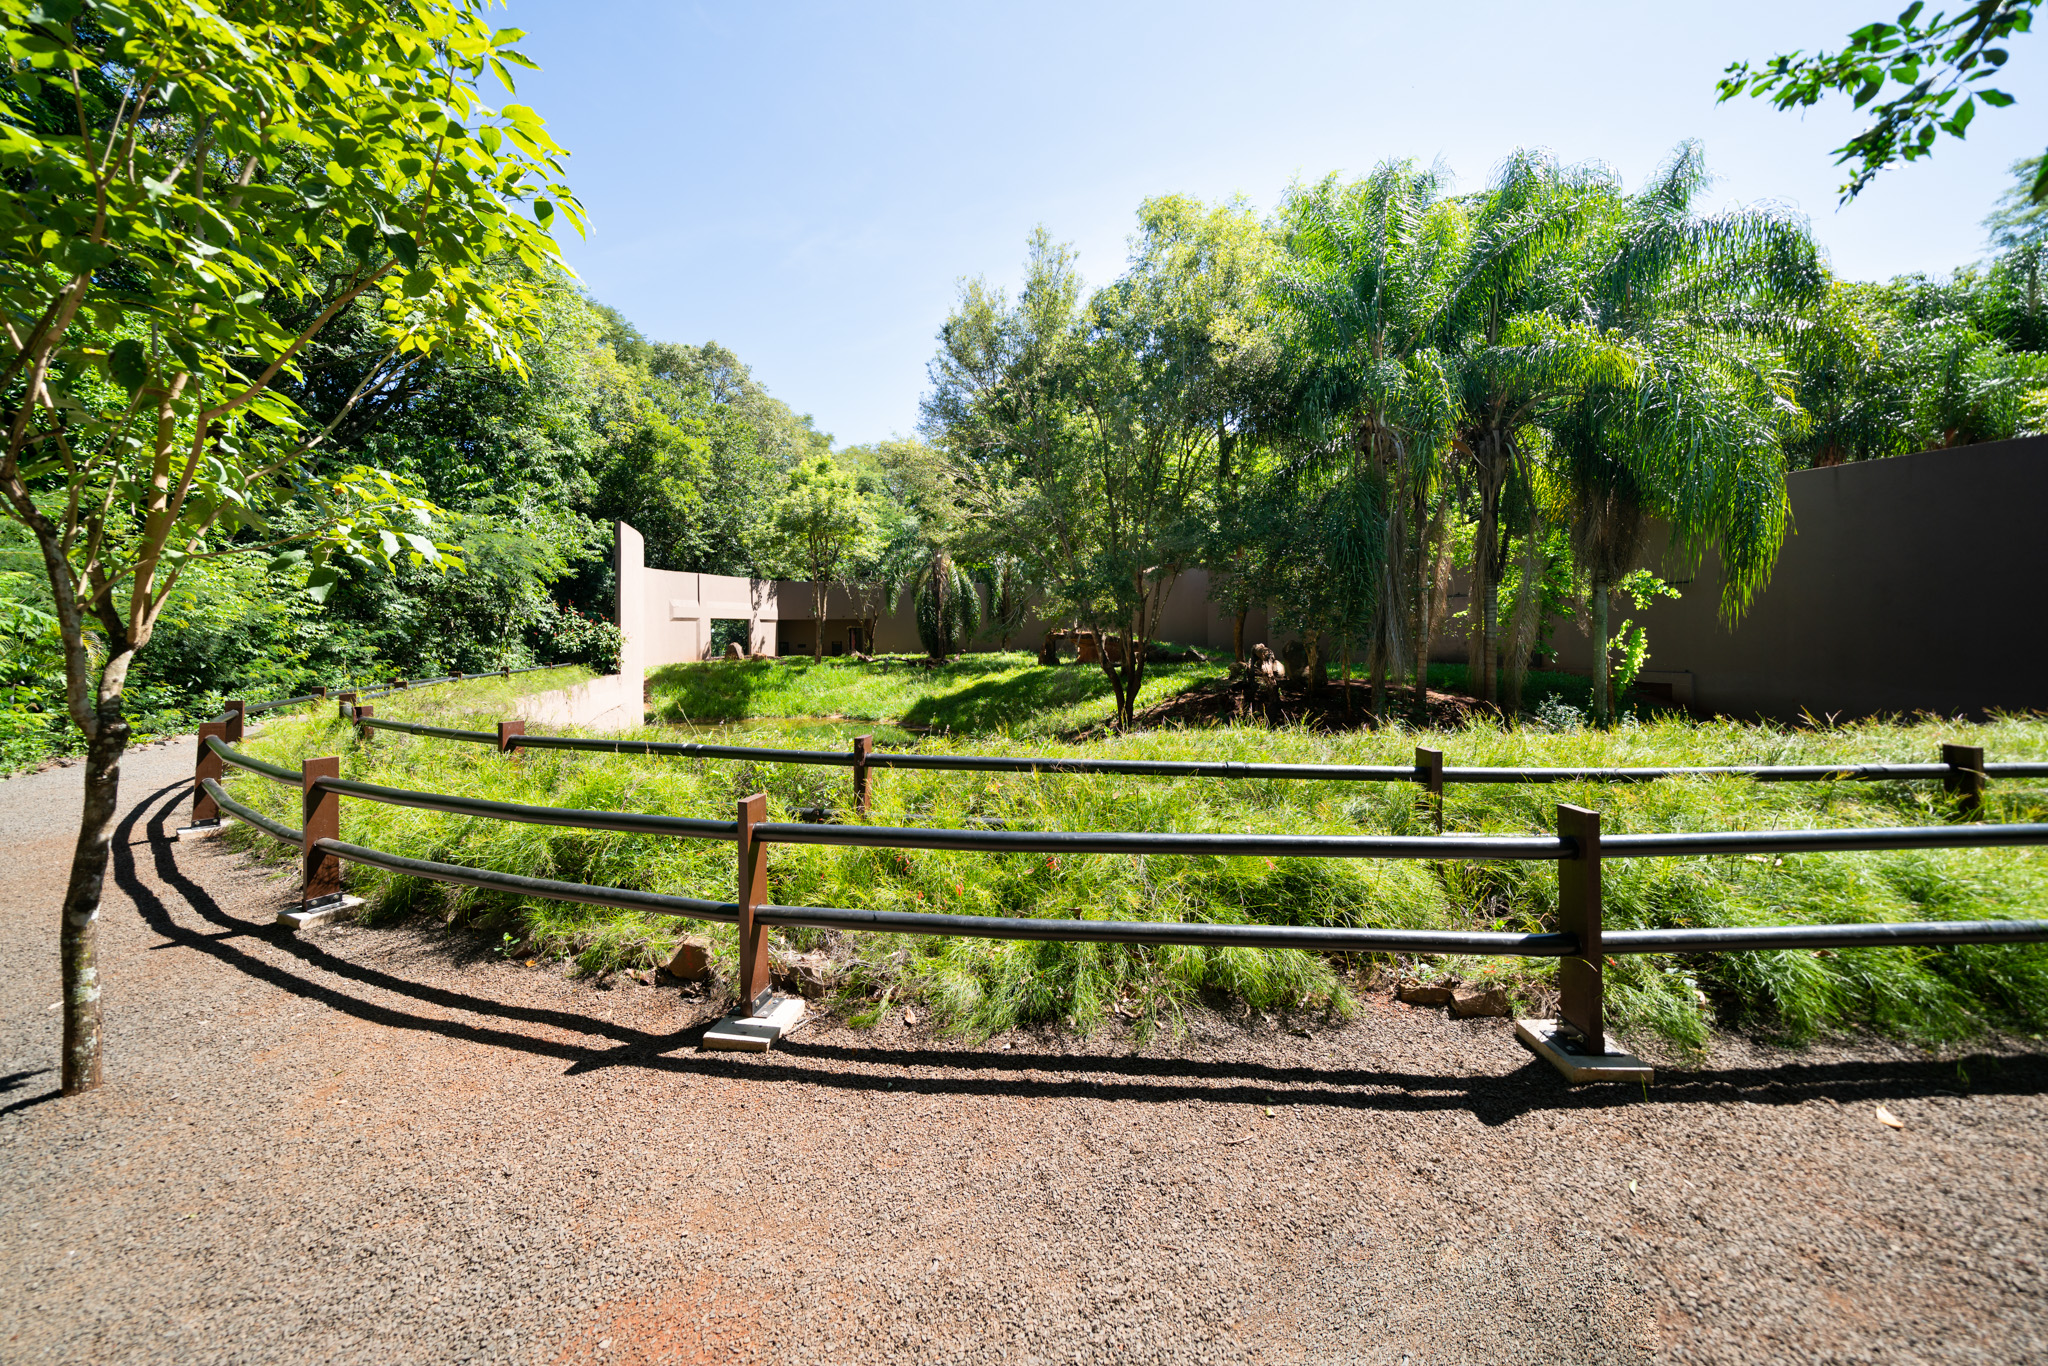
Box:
1068;673;1499;738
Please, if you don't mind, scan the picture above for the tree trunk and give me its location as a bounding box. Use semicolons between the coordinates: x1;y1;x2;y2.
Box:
1369;636;1387;721
1233;607;1246;664
1591;582;1610;725
812;579;826;662
1500;524;1544;715
61;676;131;1094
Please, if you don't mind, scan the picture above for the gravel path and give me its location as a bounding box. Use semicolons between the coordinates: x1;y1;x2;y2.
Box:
3;739;2046;1365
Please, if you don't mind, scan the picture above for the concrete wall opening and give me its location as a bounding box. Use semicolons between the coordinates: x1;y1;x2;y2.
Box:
708;619;750;657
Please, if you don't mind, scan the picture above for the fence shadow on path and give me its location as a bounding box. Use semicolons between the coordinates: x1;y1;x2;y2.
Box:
66;779;2048;1130
0;1068;57;1119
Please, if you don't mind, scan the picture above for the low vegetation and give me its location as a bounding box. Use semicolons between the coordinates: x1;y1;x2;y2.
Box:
647;654;1620;741
226;683;2048;1058
649;654;1229;737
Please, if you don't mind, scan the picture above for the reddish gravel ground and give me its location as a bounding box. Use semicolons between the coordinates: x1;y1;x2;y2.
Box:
3;740;2046;1365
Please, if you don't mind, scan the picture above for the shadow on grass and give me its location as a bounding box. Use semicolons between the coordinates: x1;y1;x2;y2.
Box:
72;774;2048;1129
899;664;1120;733
647;658;780;723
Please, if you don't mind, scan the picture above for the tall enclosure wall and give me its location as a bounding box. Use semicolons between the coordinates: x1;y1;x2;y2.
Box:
767;572;1267;658
1539;438;2048;719
642;569;780;665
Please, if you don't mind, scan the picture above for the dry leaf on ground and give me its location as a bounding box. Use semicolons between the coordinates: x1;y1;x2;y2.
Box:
1876;1105;1905;1129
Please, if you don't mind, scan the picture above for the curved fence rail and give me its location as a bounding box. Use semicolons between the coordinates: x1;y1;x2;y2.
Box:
181;690;2048;1082
332;693;2048;830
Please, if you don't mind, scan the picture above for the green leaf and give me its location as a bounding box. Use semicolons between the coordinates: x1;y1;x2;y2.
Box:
382;231;419;269
532;198;554;226
108;338;148;395
1980;88;2015;107
401;270;433;297
305;565;341;603
345;221;379;258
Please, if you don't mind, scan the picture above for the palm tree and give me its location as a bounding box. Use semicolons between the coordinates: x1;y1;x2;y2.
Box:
1271;163;1461;718
1431;150;1633;705
1544;144;1823;719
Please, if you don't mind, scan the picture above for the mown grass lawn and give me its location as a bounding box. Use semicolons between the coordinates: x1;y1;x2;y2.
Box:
229;677;2048;1057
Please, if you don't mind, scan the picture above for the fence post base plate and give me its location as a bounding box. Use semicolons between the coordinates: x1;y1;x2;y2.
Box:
277;895;363;932
175;818;233;842
700;995;806;1052
1516;1018;1653;1084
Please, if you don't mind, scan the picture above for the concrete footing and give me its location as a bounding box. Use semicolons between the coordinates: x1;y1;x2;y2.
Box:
175;819;233;841
701;996;806;1052
277;896;363;932
1516;1018;1653;1084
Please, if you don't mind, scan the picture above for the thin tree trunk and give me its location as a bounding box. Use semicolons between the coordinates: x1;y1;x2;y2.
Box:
1591;582;1610;725
1369;635;1387;721
62;669;132;1094
1414;498;1446;723
1500;523;1544;715
1233;606;1246;663
812;579;825;662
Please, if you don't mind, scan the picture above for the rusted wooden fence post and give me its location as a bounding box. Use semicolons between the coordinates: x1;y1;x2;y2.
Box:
1415;745;1444;834
852;733;873;816
736;792;772;1016
224;698;246;744
1943;742;1986;817
497;721;525;754
354;704;375;743
1555;803;1604;1054
1516;804;1649;1083
278;755;359;930
182;722;227;835
301;757;342;907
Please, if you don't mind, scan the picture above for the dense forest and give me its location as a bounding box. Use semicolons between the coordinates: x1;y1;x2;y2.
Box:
6;144;2047;764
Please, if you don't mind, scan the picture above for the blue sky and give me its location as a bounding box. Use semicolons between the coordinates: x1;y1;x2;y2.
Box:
499;1;2048;447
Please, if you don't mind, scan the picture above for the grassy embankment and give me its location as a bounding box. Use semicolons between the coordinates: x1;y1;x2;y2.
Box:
646;653;1230;739
644;654;1606;740
222;659;2048;1055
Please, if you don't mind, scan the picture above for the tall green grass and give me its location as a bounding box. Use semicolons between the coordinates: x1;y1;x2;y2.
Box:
648;653;1229;736
226;691;2048;1055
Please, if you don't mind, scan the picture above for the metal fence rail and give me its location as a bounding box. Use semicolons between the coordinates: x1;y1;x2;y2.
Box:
749;821;1573;861
320;692;2044;825
315;769;737;841
319;838;741;923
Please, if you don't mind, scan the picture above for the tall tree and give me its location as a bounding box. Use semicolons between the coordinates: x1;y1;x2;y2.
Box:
1432;150;1625;705
0;0;576;1093
1546;147;1822;719
762;455;876;661
1271;163;1461;717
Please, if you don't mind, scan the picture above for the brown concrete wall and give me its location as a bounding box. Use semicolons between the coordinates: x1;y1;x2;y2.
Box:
1538;438;2048;718
768;569;1266;658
